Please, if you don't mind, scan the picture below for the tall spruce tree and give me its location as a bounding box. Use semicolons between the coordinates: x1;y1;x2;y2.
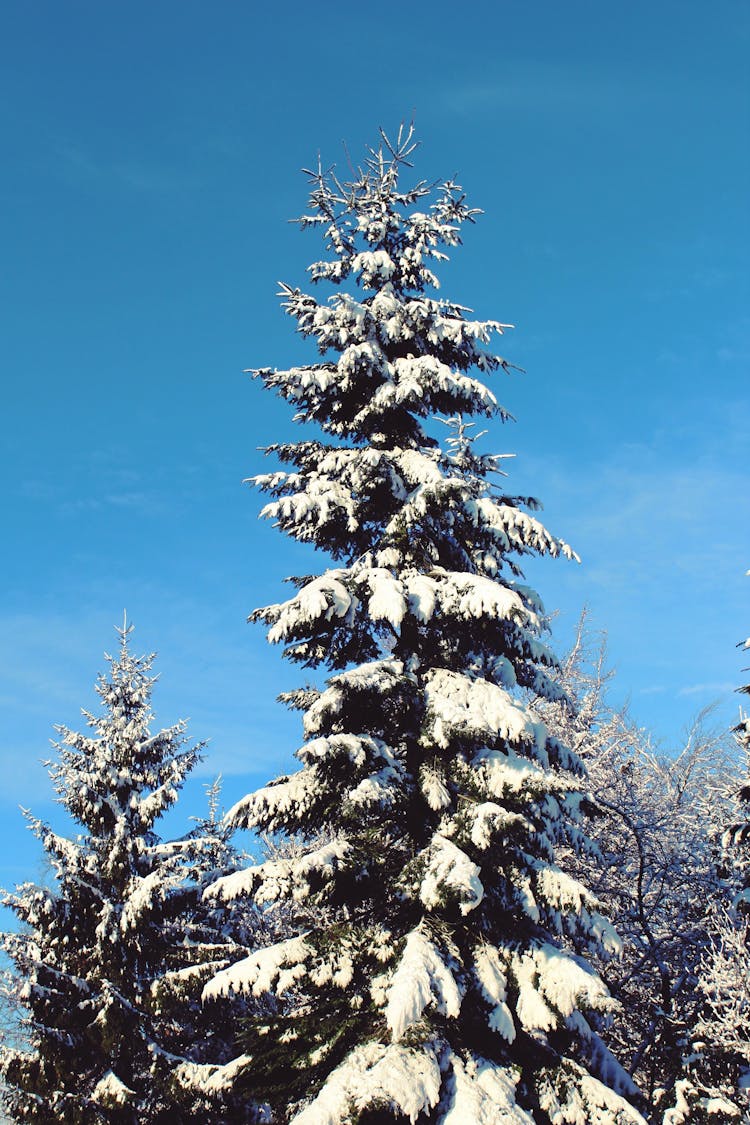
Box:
0;624;255;1124
207;126;647;1123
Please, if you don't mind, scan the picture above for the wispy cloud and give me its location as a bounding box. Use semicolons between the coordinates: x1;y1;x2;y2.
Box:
18;457;189;520
556;454;746;594
58;490;170;517
436;58;734;120
515;400;748;741
717;345;750;363
678;681;737;698
439;62;654;116
53;141;200;195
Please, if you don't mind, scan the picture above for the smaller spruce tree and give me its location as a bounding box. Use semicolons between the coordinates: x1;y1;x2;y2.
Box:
0;622;255;1124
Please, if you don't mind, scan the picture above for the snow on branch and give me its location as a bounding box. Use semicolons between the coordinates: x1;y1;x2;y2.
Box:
384;927;462;1040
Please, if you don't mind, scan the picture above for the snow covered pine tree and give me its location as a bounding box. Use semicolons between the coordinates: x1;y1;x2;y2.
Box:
658;622;750;1123
727;619;750;857
0;623;254;1124
534;620;744;1121
206;126;648;1123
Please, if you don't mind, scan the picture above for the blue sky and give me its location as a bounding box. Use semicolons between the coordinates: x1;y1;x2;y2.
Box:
1;1;748;889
